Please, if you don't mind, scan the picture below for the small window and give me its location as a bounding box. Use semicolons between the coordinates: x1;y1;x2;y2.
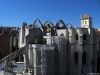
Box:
74;52;78;64
82;52;87;65
76;34;78;40
82;21;84;25
83;34;87;40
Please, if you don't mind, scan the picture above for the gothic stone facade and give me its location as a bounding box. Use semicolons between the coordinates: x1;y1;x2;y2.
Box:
19;14;99;75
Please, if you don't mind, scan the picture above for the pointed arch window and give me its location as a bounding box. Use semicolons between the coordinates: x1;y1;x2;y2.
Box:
56;20;66;29
83;34;87;40
82;52;87;65
34;19;42;28
44;20;53;28
76;34;78;40
74;52;78;64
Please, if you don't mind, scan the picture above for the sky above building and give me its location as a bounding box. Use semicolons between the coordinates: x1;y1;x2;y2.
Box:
0;0;100;28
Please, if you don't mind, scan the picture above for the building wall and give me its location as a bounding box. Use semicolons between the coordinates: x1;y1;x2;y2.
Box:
0;27;18;60
19;25;29;48
0;33;10;59
53;36;71;75
19;19;98;75
81;19;90;28
25;44;55;75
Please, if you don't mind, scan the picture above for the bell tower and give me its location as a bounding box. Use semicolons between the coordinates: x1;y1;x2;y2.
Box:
81;14;92;28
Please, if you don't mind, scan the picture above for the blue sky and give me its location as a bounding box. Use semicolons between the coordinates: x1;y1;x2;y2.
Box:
0;0;100;28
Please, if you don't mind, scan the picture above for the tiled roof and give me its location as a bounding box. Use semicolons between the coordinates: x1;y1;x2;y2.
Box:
82;14;91;19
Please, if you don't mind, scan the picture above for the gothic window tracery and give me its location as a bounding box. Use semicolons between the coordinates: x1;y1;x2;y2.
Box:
56;20;66;29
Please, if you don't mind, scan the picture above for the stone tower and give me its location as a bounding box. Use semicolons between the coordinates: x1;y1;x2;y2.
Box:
81;13;92;28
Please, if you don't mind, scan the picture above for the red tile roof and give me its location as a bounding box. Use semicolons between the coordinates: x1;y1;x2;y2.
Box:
82;14;91;19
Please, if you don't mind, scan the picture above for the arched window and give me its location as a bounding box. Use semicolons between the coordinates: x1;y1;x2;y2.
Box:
82;52;87;65
76;34;78;40
83;34;87;40
74;52;78;64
